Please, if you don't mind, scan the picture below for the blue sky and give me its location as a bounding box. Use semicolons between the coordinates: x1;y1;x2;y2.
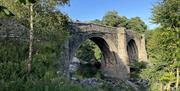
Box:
58;0;159;29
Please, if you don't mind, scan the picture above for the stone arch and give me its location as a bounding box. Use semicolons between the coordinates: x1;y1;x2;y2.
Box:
127;39;138;65
60;33;118;78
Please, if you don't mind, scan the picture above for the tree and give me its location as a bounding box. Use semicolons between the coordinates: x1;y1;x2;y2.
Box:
145;27;179;91
118;16;128;27
152;0;180;90
0;1;74;91
28;2;34;73
0;0;70;73
102;10;120;27
151;0;180;28
22;0;70;73
126;17;147;33
0;11;73;91
91;11;127;27
97;10;147;33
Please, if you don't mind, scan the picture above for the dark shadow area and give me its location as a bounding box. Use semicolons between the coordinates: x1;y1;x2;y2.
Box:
127;39;138;73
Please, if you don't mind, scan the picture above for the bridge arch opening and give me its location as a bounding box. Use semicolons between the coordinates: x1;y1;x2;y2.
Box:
127;39;138;72
71;37;115;79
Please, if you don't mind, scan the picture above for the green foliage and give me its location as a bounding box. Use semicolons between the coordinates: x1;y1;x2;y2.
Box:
76;39;102;62
102;10;121;27
151;0;180;28
0;0;70;18
0;5;70;90
0;38;102;91
130;61;147;71
0;0;28;18
159;71;176;83
126;17;147;33
102;10;130;28
0;6;14;16
0;40;28;81
142;2;180;90
93;45;102;61
17;0;69;5
143;26;180;90
146;27;179;68
118;16;128;27
76;40;96;62
130;61;147;78
91;10;147;33
34;11;69;40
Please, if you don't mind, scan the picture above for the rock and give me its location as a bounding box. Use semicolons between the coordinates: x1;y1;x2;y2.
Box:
71;77;139;91
72;57;81;63
79;78;103;87
125;80;139;91
69;57;80;73
128;78;149;88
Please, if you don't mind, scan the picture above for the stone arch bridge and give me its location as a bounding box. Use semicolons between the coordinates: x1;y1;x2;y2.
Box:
61;22;147;80
0;18;147;80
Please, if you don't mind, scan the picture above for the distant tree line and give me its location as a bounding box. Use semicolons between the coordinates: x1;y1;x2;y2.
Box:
90;10;147;33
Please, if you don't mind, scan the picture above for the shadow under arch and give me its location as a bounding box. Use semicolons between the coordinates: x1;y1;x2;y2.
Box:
127;39;138;71
89;37;115;65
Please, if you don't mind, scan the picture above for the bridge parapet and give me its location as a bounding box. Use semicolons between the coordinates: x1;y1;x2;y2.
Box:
70;22;117;33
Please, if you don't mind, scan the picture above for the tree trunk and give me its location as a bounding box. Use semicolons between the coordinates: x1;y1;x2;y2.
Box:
28;3;33;73
176;67;179;91
160;83;164;91
166;81;173;91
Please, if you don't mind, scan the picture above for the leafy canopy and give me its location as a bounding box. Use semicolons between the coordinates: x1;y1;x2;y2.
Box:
91;10;147;33
126;17;147;33
102;10;121;27
0;0;70;18
151;0;180;28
